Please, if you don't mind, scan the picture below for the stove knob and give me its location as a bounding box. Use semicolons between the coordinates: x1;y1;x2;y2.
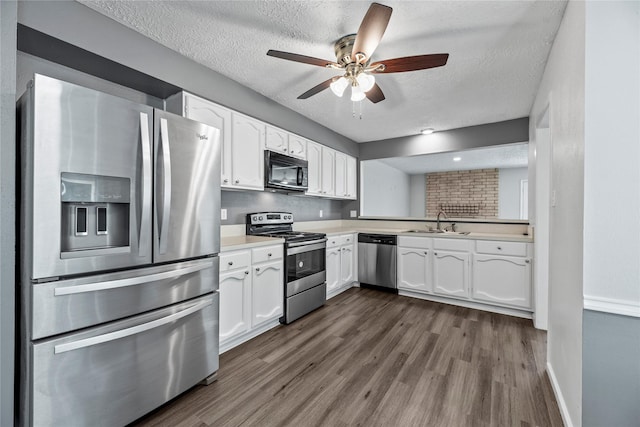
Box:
253;216;258;221
259;216;263;221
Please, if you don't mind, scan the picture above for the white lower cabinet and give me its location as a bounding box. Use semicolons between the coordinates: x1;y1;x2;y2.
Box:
472;254;531;309
397;236;532;314
219;244;283;353
252;259;283;328
326;234;356;298
397;247;430;293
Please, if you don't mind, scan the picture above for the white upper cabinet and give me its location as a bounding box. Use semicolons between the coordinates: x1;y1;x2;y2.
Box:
231;113;265;190
335;152;347;199
287;134;307;159
265;126;307;160
306;140;323;196
346;155;357;200
265;126;288;154
321;147;336;197
174;93;233;187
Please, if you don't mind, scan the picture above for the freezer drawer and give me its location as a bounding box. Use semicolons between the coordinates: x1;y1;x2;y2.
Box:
31;257;218;340
26;293;219;427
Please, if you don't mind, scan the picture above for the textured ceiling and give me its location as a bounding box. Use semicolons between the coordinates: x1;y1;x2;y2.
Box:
79;0;567;143
376;142;529;174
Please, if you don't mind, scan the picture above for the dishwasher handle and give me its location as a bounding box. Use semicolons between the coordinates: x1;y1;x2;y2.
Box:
358;234;397;245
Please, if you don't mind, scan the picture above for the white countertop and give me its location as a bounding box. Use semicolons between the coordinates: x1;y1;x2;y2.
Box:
220;235;284;251
299;227;533;243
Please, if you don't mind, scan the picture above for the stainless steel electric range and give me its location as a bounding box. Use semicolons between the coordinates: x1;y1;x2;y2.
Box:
246;212;327;324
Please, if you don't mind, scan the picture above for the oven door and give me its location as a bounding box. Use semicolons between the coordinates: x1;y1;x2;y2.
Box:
285;239;326;297
265;150;308;192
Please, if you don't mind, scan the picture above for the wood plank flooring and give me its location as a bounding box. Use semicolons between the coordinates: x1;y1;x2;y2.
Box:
134;288;563;427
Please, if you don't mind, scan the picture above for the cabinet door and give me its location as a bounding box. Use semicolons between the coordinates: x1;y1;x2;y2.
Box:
321;147;335;197
232;114;265;190
346;155;357;200
219;269;251;343
251;259;283;328
433;250;469;298
472;255;531;309
326;246;341;293
340;244;355;286
183;94;232;187
334;152;347;199
398;248;430;293
288;135;307;160
265;125;288;154
306;141;323;196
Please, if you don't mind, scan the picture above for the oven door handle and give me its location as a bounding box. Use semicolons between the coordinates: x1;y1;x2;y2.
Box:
287;238;327;248
287;240;327;255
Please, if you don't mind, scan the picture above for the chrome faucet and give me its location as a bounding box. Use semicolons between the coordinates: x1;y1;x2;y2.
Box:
436;210;448;231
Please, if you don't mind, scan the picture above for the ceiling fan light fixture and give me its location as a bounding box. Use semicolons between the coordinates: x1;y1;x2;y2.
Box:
356;73;375;92
330;76;349;97
420;128;435;135
350;84;366;102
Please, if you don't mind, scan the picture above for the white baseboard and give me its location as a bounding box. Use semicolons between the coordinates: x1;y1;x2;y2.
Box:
583;294;640;318
546;361;573;427
219;318;281;354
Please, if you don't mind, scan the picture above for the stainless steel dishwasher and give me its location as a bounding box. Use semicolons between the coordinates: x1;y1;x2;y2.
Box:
358;234;397;291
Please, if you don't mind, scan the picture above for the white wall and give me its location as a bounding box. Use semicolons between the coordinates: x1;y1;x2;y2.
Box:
498;167;528;219
361;160;410;217
583;1;640;315
409;174;426;217
529;1;585;426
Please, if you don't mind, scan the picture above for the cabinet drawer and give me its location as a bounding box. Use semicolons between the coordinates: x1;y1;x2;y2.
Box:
475;240;528;257
397;236;431;249
220;250;251;272
433;238;472;252
327;234;354;248
252;245;283;263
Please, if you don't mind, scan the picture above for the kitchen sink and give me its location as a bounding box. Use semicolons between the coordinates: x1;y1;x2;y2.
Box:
403;229;470;236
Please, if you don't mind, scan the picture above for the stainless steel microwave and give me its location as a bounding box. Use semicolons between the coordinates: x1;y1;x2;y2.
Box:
265;150;308;192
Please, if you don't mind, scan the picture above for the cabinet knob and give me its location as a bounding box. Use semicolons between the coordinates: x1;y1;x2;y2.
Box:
497;247;502;250
424;252;428;255
525;260;530;264
245;270;249;274
235;179;240;184
268;253;272;257
332;241;335;244
434;252;438;256
290;150;294;153
256;267;260;272
228;261;233;266
223;179;228;183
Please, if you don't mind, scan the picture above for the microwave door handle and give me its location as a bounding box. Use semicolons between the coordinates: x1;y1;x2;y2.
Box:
158;118;172;254
53;298;212;354
138;112;152;257
297;167;304;186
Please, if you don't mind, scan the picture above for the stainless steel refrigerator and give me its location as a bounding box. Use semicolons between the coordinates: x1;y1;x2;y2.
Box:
17;74;221;427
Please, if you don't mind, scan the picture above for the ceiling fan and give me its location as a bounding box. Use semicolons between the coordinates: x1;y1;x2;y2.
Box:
266;2;449;104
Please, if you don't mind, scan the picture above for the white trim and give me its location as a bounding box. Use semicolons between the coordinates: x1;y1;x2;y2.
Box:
397;290;533;319
583;295;640;318
547;362;574;427
219;318;280;354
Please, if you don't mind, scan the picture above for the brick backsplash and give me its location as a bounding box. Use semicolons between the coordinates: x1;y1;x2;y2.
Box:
426;169;499;218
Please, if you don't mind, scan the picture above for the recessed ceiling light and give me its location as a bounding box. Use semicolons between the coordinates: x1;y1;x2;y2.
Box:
420;128;434;135
453;157;462;162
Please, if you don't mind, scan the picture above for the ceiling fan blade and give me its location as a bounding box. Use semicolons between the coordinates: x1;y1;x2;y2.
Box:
366;83;385;103
297;77;339;100
351;3;393;64
369;54;449;74
267;50;338;68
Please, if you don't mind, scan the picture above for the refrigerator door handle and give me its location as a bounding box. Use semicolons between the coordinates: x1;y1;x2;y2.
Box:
158;118;172;254
53;263;210;296
53;298;212;354
139;112;152;257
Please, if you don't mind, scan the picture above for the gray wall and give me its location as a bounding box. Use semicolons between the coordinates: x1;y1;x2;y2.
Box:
361;160;410;217
221;191;345;225
17;0;359;157
359;118;529;161
583;310;640;427
0;1;17;425
409;174;426;217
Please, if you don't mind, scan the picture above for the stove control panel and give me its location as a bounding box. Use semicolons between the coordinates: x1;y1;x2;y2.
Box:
247;212;293;225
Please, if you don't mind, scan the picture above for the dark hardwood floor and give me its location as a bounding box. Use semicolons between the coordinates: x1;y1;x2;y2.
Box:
134;288;563;427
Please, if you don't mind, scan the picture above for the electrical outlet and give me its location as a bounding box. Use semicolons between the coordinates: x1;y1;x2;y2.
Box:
221;208;227;220
350;210;357;218
551;190;557;207
319;210;323;218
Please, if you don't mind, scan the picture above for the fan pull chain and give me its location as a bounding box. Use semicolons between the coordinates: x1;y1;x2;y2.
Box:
352;101;363;119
